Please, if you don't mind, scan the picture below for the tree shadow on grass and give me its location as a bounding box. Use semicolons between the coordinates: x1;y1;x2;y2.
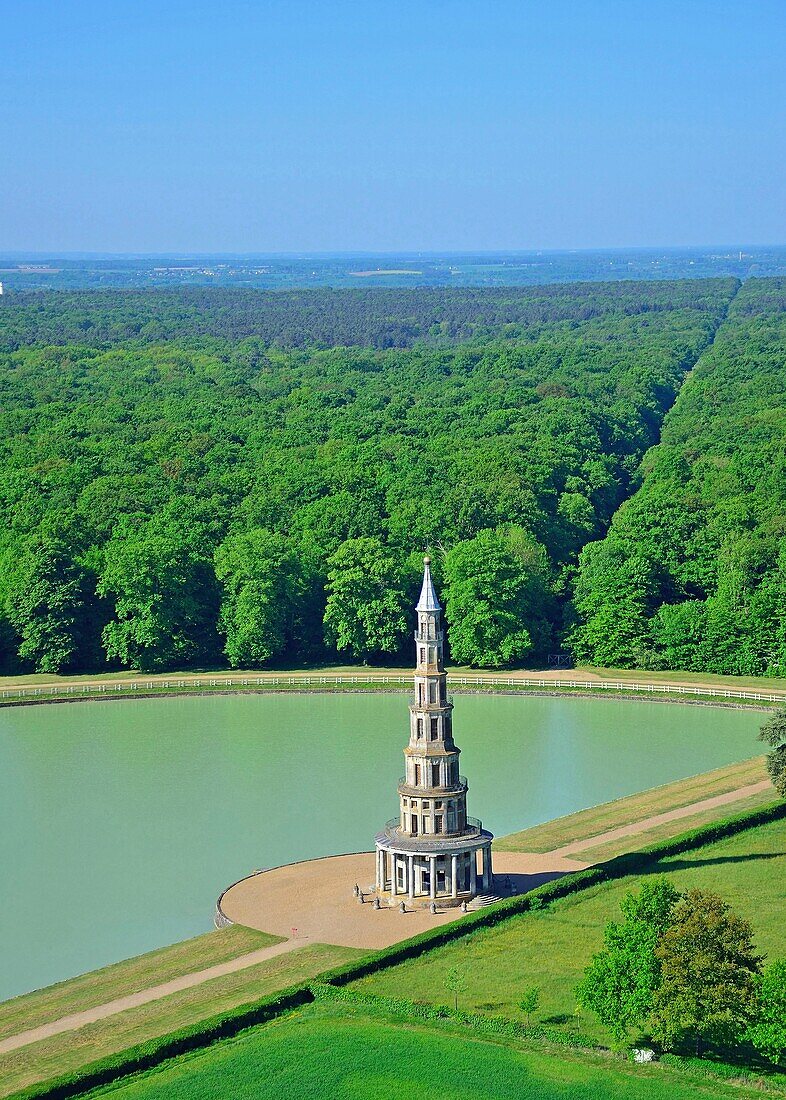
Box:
642;852;786;873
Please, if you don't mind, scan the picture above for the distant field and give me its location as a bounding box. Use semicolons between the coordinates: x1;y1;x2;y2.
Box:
353;816;786;1048
349;269;422;276
84;1001;781;1100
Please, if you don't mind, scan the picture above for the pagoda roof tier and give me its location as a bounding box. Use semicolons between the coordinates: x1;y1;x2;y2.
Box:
398;775;468;797
403;745;459;758
375;826;493;855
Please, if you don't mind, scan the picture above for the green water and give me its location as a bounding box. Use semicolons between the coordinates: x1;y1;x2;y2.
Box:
0;692;763;1000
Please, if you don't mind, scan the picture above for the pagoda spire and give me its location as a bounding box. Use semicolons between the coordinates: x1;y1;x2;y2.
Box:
417;555;441;613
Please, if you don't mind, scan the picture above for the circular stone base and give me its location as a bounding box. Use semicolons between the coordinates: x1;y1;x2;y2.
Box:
218;850;579;951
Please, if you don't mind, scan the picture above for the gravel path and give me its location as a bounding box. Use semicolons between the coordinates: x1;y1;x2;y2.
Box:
0;940;300;1056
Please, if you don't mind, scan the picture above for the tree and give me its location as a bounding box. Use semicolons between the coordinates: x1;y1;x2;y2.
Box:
519;986;540;1025
99;520;220;672
570;541;660;668
576;877;680;1043
758;706;786;797
323;538;409;661
443;527;552;667
444;966;468;1012
650;889;762;1055
3;538;97;673
215;529;311;667
746;960;786;1065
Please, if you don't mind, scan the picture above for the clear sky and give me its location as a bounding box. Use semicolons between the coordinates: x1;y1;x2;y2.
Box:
2;0;785;253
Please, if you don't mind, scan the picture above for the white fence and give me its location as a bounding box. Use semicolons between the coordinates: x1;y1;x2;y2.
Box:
2;673;785;705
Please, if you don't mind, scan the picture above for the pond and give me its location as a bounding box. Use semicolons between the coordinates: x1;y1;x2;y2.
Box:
0;691;763;1000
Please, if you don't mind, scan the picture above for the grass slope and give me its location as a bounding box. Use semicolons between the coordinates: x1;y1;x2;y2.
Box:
353;816;786;1047
84;1002;782;1100
496;757;771;855
0;944;361;1099
0;928;281;1042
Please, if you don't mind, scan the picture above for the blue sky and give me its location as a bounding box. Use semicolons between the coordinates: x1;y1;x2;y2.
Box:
2;0;785;252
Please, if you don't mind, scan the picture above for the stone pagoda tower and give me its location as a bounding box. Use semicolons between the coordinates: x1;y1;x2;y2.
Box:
375;557;493;905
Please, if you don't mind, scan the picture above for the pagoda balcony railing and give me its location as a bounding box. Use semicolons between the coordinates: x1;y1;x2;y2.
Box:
382;815;483;839
398;774;468;790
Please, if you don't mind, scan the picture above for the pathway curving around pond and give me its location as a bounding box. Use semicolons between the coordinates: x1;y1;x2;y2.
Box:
0;775;768;1058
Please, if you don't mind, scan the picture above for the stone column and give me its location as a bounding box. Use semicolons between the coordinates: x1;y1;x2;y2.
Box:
391;854;397;897
408;854;415;900
430;855;436;900
451;854;458;898
470;850;477;895
482;845;490;890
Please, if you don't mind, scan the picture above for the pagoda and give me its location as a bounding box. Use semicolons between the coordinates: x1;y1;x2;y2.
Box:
374;557;494;905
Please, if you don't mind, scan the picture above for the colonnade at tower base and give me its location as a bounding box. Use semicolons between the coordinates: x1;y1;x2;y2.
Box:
375;840;493;907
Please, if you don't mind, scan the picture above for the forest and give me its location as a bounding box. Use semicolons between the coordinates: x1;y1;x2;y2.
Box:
572;277;786;677
1;275;773;676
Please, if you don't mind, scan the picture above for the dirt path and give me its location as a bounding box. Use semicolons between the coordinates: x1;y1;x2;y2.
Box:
548;779;773;858
1;777;772;1058
3;667;785;700
0;940;300;1056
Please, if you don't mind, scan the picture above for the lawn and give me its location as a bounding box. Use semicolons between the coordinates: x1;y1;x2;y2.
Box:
496;757;772;856
0;944;361;1098
84;1002;784;1100
353;816;786;1048
0;927;281;1042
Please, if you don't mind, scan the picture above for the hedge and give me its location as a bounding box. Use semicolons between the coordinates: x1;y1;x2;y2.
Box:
310;982;602;1050
7;984;313;1100
9;798;785;1100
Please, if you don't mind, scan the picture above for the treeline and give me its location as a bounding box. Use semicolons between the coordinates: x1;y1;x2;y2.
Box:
0;278;735;351
0;279;736;674
572;277;786;677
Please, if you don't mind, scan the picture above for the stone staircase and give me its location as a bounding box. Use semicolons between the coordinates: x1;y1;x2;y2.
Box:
466;892;504;911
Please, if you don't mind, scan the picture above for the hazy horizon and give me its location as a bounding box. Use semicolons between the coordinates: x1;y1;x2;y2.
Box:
3;0;785;253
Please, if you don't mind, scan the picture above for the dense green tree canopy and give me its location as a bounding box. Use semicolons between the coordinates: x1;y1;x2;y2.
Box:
572;278;786;676
0;278;741;672
650;889;762;1054
444;527;553;667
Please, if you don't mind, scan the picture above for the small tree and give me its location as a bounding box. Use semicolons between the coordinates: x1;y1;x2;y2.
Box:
519;986;540;1025
444;966;468;1012
650;889;762;1055
759;706;786;797
575;876;680;1044
747;960;786;1065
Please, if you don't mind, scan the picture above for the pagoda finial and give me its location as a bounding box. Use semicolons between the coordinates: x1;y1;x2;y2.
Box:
417;554;441;612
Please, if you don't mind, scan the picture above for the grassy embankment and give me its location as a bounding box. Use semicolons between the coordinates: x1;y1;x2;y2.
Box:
497;756;774;860
0;935;361;1099
83;1000;784;1100
352;815;786;1048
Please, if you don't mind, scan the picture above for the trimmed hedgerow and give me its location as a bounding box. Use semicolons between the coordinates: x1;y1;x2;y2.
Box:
309;982;601;1051
9;798;785;1100
7;984;313;1100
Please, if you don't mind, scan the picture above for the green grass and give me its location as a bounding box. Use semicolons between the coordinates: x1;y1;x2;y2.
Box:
0;927;282;1043
352;817;786;1048
83;1002;784;1100
496;757;771;855
0;944;361;1099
